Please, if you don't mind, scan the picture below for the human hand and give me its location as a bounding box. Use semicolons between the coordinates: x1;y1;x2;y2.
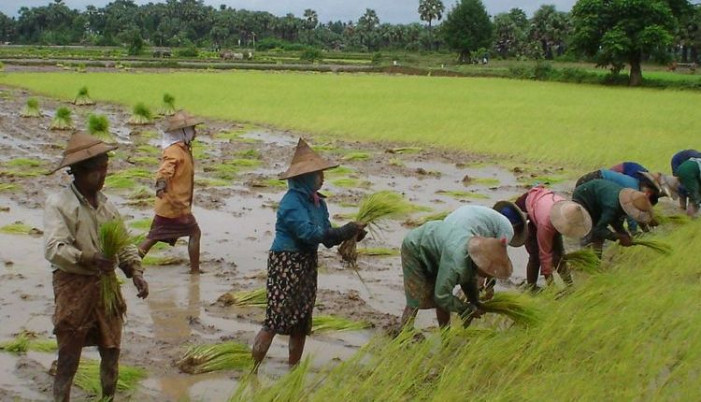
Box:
356;228;368;242
156;189;165;199
80;251;115;272
132;273;149;299
482;286;495;301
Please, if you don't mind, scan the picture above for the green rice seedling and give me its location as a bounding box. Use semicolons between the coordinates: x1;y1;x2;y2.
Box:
127;186;151;200
0;183;19;191
136;144;160;155
386;146;422;154
104;168;152;189
0;222;38;235
141;255;185;266
236;149;261;159
231;158;261;168
87;114;111;139
403;210;450;227
195;177;229;187
357;247;399;257
176;341;252;374
7;158;42;168
631;239;673;255
311;315;372;333
20;98;42;118
128;102;153;125
73;86;95;105
479;292;541;327
217;288;266;307
76;63;86;73
73;359;146;396
128;218;152;231
388;157;404;167
563;248;601;274
464;177;500;187
130;156;159;166
326;166;355;175
436;190;489;200
331;177;372;188
50;107;74;130
0;331;57;354
343;152;371;161
159;93;176;116
98;220;130;317
655;213;690;225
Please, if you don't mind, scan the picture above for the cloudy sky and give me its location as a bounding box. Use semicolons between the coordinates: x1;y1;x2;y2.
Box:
2;1;579;23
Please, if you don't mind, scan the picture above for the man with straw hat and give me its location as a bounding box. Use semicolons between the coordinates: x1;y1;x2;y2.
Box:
44;132;148;402
397;205;515;332
139;110;204;274
514;185;592;291
572;179;654;258
252;138;366;370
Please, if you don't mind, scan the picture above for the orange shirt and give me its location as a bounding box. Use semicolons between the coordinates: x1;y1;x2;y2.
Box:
155;142;194;218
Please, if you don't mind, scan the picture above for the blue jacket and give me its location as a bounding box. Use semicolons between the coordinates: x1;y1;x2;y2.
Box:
671;149;701;175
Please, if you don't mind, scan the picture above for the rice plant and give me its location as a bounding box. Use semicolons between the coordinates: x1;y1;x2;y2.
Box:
655;213;690;226
73;359;147;396
20;98;41;118
631;239;673;255
98;220;131;317
217;288;266;307
176;341;252;374
311;315;371;333
403;210;450;227
480;292;541;327
50;107;74;130
73;86;95;105
0;330;56;354
159;93;176;116
563;248;601;274
128;102;153;125
87;114;111;139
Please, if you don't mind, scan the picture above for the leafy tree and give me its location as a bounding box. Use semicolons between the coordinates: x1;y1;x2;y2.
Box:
529;5;571;59
418;0;444;49
493;8;529;58
441;0;492;62
303;9;318;31
358;9;381;50
571;0;678;86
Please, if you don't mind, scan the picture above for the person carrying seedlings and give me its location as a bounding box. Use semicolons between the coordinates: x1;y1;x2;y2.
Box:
514;185;592;291
572;179;654;258
252;138;366;369
398;205;515;331
139;110;203;274
674;157;701;217
44;133;149;402
670;149;701;210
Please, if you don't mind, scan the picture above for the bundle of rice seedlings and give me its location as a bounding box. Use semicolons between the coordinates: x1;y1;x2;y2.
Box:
73;86;95;105
563;248;601;274
73;359;147;395
50;107;74;130
0;330;57;354
311;315;371;333
217;288;266;307
655;213;690;225
20;98;42;118
87;114;111;139
480;292;541;327
128;102;153;125
402;210;450;227
98;220;131;317
338;190;413;266
176;341;252;374
631;239;673;255
159;93;176;116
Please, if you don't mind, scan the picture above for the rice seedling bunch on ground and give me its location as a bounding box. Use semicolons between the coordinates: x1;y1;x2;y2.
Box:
563;248;601;274
98;220;130;317
87;114;111;139
20;98;41;118
631;239;673;255
159;93;176;116
0;330;57;354
655;213;690;225
480;292;542;327
217;288;266;307
73;86;95;105
338;190;413;266
312;315;372;333
128;102;153;125
50;107;73;130
73;359;146;396
176;341;252;374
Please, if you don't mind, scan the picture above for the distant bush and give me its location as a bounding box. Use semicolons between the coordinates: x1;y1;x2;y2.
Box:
300;48;323;62
371;52;382;65
176;47;199;58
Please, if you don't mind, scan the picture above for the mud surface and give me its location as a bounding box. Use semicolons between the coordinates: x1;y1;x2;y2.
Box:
0;83;570;401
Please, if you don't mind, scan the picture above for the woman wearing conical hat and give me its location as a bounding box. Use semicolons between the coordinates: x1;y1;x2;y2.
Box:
139;110;204;274
252;138;366;369
514;185;593;291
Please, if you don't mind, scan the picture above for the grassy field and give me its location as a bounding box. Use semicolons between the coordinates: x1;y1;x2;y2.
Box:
0;71;699;173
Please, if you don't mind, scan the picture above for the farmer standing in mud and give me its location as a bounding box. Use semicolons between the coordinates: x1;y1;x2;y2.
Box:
572;179;654;257
514;185;592;291
397;205;515;331
44;133;149;402
252;138;366;369
139;110;203;274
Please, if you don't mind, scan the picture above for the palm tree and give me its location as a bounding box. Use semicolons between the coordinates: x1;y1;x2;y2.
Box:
418;0;445;50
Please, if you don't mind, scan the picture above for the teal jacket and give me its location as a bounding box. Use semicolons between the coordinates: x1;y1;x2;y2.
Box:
403;206;513;314
572;179;626;241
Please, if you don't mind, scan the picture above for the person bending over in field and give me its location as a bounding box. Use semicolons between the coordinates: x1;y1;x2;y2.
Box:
669;149;701;210
674;157;701;217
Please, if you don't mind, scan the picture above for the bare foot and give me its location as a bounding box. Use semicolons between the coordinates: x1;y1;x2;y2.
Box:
190;268;205;274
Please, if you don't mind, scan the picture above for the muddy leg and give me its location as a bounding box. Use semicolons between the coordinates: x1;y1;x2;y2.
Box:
252;328;275;372
679;195;688;211
188;227;202;274
554;235;572;286
53;332;84;402
399;306;418;331
98;347;119;401
137;238;158;258
526;255;541;291
592;239;604;260
435;307;451;328
288;332;307;366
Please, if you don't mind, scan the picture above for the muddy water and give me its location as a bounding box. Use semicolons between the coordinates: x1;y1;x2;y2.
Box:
0;85;552;401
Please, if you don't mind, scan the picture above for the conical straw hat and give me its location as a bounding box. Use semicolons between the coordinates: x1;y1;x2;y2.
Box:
550;200;592;238
279;138;339;179
492;200;528;247
467;236;513;279
50;132;117;174
619;188;654;224
638;171;662;194
165;110;203;132
657;174;680;200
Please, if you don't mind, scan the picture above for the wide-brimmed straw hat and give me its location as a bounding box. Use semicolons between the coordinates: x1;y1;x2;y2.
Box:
49;132;118;174
492;200;528;247
467;236;513;279
550;200;592;238
165;110;203;132
619;188;654;224
638;171;663;194
646;172;677;199
279;138;339;180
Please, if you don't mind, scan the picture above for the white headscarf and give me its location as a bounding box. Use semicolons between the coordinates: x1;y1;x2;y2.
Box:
161;126;196;149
